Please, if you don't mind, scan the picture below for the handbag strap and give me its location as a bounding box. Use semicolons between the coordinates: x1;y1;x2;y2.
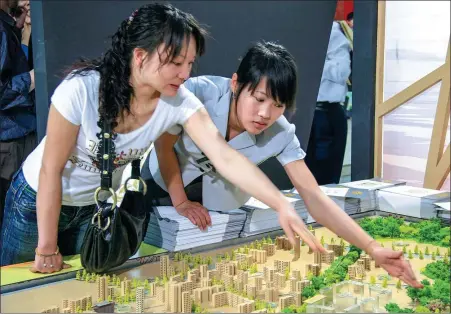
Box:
98;119;141;191
99;119;115;190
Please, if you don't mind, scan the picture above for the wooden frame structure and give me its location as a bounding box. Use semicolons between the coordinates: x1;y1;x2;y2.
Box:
374;1;450;189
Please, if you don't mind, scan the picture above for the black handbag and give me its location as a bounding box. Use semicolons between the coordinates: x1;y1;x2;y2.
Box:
80;119;148;273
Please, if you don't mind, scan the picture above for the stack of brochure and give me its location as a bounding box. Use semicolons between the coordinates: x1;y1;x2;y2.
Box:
338;179;406;212
239;193;308;237
287;178;406;223
143;206;247;251
434;201;450;222
377;185;451;219
288;185;361;223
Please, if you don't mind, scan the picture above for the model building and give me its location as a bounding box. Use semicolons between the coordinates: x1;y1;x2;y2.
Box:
1;216;449;313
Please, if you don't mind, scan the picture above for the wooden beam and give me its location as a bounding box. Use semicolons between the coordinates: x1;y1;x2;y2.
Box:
374;0;386;177
425;145;451;189
424;40;450;189
375;64;446;118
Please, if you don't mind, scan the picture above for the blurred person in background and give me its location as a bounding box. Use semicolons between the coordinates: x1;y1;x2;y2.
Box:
305;20;351;185
0;0;36;225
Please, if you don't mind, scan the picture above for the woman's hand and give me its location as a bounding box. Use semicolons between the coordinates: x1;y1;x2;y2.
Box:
278;205;326;253
367;242;423;288
30;248;72;274
175;200;212;231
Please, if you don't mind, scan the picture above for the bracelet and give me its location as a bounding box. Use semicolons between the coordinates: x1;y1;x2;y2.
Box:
173;199;188;208
35;246;59;257
364;240;378;255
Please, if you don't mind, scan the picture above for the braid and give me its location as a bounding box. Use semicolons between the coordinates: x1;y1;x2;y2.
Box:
98;19;133;130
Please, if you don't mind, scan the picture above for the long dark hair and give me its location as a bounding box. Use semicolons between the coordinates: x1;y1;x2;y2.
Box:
235;41;298;112
66;3;207;129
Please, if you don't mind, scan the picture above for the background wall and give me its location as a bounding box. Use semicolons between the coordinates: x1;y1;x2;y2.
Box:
30;0;338;188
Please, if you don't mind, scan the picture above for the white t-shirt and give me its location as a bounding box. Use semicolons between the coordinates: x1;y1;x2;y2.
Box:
22;71;203;206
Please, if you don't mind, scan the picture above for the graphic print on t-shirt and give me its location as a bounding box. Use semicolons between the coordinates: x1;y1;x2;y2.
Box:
68;139;150;173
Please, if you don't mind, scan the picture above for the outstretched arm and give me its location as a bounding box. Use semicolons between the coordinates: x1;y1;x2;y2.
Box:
285;159;423;288
155;132;211;229
183;108;324;251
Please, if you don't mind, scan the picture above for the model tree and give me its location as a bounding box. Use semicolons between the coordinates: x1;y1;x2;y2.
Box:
86;300;92;311
414;306;431;313
320;236;325;246
76;271;81;280
380;242;384;248
392;243;395;251
431;252;436;260
370;276;376;285
330;238;335;244
85;273;91;283
396;279;402;290
382;278;388;288
436;248;441;256
414;245;419;255
403;246;407;254
408;250;413;259
82;269;87;280
425;246;430;255
285;267;290;280
444;252;449;264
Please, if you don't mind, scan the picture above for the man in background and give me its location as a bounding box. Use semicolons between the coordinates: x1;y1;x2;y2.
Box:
346;11;353;29
0;0;36;224
305;20;351;185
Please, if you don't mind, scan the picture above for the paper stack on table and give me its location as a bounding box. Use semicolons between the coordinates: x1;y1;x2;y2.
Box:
143;206;247;251
337;179;406;212
239;193;308;237
289;185;361;223
377;185;451;219
434;201;450;222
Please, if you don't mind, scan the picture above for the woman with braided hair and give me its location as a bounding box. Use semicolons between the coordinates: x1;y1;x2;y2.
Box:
1;3;325;272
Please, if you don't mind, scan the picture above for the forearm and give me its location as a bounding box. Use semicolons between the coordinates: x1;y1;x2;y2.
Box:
36;167;62;252
156;147;188;206
322;59;350;84
302;187;374;251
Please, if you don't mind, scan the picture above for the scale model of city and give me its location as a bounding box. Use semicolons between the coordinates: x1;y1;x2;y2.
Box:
4;216;450;313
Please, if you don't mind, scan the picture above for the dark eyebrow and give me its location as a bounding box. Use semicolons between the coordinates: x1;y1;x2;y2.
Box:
255;90;283;106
